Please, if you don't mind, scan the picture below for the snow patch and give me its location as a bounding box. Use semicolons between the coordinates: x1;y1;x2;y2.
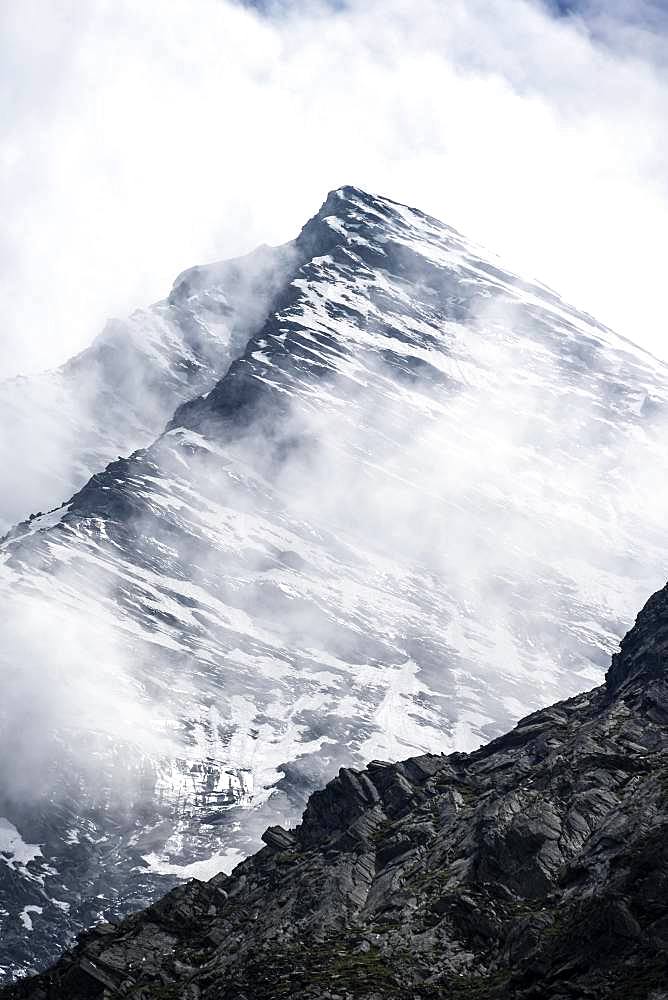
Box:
140;848;244;881
0;818;42;871
18;906;42;932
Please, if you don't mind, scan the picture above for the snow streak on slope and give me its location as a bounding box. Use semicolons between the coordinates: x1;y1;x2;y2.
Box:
2;186;668;977
0;243;297;535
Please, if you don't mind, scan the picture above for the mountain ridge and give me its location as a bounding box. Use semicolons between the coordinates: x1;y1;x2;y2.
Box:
0;238;298;537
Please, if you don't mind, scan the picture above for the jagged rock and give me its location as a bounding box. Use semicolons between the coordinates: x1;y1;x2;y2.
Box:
261;826;297;851
5;582;668;999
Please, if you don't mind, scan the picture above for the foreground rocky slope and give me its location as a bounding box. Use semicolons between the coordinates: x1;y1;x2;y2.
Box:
7;580;668;999
4;186;668;978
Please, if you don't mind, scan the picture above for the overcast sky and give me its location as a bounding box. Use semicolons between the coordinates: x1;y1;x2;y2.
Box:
1;0;667;377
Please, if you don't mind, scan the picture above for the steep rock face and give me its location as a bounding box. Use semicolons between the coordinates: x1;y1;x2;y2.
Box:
3;187;668;977
5;582;668;999
0;241;297;535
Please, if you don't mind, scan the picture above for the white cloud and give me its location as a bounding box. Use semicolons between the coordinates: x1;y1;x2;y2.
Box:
1;0;667;377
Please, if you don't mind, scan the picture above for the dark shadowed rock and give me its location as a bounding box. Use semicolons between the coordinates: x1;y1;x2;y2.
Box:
5;580;668;999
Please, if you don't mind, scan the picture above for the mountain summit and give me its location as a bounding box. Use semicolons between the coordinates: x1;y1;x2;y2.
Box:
2;187;668;978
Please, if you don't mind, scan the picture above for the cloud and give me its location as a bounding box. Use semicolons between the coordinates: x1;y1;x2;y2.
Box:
0;582;173;806
0;238;299;535
0;0;667;379
550;0;668;71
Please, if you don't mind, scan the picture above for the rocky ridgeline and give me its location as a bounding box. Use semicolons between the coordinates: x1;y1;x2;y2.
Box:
6;584;668;999
0;239;297;536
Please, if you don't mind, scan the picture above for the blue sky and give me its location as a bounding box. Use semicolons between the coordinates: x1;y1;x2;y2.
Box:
242;0;668;27
550;0;668;17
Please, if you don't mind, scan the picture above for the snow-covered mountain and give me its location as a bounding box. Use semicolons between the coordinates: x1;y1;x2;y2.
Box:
2;186;668;979
0;241;297;535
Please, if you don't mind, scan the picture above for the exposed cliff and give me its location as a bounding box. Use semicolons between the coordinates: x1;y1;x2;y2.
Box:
6;583;668;999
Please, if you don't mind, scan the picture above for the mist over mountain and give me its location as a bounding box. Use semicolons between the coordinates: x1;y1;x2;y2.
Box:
2;186;668;980
0;242;297;535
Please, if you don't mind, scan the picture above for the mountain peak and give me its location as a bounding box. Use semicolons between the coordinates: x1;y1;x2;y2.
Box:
317;184;384;213
606;581;668;694
304;183;450;242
